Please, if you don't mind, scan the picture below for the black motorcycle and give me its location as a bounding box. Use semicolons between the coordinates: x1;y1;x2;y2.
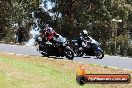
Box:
35;35;74;60
71;36;104;59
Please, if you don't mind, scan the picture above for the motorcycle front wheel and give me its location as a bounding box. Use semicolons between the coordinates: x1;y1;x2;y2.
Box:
95;50;104;59
74;48;84;57
40;47;49;57
64;48;74;60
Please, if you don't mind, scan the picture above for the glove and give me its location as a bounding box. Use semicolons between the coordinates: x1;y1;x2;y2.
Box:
82;42;87;47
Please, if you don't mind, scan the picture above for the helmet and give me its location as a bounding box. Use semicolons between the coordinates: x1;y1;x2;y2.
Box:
82;30;88;37
82;30;88;34
45;23;51;28
37;36;42;42
45;24;49;28
45;24;50;30
47;27;53;33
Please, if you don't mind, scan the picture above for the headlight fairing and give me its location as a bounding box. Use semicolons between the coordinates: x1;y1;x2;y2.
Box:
63;41;68;46
38;37;42;42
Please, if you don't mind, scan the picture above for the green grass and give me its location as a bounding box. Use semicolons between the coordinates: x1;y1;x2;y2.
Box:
0;71;8;88
0;56;107;88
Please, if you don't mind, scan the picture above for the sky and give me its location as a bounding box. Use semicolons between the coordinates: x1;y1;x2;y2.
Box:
47;1;53;9
25;1;55;46
39;0;54;16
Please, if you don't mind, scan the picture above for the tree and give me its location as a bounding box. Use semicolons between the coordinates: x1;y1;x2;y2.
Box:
47;0;132;56
0;0;41;42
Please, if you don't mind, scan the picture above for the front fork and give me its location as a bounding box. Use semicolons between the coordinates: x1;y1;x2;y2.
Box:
96;47;103;52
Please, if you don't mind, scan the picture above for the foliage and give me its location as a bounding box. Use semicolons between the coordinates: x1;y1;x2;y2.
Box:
0;0;40;41
0;0;132;56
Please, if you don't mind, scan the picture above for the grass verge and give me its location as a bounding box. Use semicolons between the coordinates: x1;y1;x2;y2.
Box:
0;52;132;88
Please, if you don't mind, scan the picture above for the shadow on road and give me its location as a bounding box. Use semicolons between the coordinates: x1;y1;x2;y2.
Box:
82;56;91;58
42;56;64;59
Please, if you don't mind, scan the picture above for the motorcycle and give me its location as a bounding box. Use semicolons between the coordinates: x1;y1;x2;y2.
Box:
35;35;74;60
71;36;104;59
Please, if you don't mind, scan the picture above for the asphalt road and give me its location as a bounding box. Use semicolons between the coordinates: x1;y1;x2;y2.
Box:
0;44;132;70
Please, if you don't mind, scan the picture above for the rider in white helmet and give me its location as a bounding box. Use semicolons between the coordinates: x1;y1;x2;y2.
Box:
78;30;91;48
80;30;88;38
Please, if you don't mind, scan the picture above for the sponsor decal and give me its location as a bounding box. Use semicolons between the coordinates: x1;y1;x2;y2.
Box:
76;65;131;85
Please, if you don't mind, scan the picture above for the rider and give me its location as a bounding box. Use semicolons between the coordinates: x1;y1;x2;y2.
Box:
42;24;57;43
78;30;91;48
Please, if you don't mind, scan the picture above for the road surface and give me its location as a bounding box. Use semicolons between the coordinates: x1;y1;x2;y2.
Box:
0;44;132;70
